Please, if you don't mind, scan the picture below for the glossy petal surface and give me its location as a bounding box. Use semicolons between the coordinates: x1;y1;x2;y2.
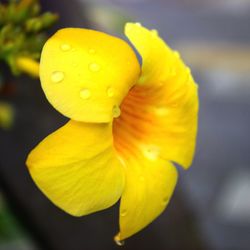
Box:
40;28;140;122
26;22;199;242
26;120;125;216
111;23;199;239
116;153;177;240
124;23;199;168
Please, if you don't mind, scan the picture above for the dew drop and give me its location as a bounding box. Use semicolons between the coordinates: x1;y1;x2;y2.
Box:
112;105;121;118
186;67;191;74
107;87;115;97
60;44;71;51
51;71;64;83
173;51;180;59
188;74;192;82
185;68;192;83
114;235;125;247
121;209;127;217
155;107;169;116
163;196;170;204
151;29;158;36
88;48;96;54
80;88;91;99
144;145;159;160
89;62;100;72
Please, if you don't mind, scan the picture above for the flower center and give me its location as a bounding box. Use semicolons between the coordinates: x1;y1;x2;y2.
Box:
113;84;162;162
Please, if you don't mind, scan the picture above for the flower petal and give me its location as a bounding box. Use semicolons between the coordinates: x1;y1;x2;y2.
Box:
125;22;182;85
40;28;140;123
115;153;177;241
26;120;125;216
124;23;198;168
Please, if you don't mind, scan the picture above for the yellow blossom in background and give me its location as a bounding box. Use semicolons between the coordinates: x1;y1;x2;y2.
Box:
15;56;40;78
0;102;14;129
26;23;199;243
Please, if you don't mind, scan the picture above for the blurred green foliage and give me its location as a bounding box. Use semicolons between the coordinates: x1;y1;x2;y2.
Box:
0;0;58;130
0;0;58;75
0;193;24;242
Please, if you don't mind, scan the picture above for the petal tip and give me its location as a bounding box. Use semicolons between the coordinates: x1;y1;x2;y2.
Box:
25;152;34;170
124;22;133;33
124;22;142;34
114;233;125;246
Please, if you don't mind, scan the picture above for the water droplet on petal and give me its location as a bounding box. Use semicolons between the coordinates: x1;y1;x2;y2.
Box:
107;87;115;97
173;51;180;59
121;209;127;217
80;88;91;99
144;145;159;160
88;48;96;54
155;107;169;116
151;29;158;36
51;71;64;83
89;62;100;72
114;234;125;246
60;44;71;51
163;196;170;205
188;75;192;82
186;67;191;74
185;68;192;82
112;105;121;118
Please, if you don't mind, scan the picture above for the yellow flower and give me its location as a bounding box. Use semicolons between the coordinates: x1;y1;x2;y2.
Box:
26;23;198;242
15;56;40;78
0;102;14;129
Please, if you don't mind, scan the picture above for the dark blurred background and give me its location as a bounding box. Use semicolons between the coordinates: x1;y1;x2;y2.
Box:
0;0;250;249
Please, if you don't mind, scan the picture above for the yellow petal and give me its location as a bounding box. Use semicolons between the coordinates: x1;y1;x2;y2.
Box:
26;120;125;216
123;23;199;168
0;102;14;129
115;152;178;240
125;22;179;85
112;23;198;239
40;28;140;123
15;57;39;78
